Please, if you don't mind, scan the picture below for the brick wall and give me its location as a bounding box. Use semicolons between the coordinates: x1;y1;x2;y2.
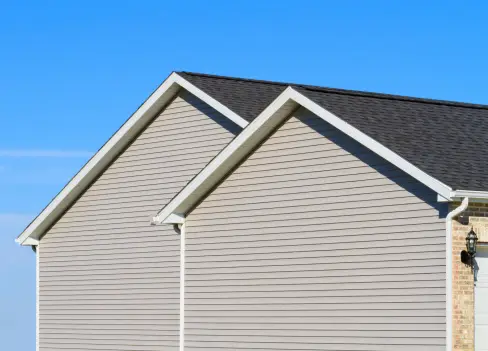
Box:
452;202;488;351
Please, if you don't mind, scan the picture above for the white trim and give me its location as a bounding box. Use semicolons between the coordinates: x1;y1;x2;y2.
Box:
152;87;298;224
451;190;488;200
23;238;39;246
152;86;455;224
174;75;248;128
16;72;248;246
36;244;39;351
179;221;186;351
445;197;469;351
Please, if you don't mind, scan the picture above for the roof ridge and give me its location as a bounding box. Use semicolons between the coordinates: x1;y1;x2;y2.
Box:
178;71;488;111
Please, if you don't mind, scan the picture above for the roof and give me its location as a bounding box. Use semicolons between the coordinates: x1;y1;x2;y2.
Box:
17;70;488;245
180;71;488;191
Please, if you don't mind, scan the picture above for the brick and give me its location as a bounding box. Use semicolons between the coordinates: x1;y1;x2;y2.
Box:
452;202;488;351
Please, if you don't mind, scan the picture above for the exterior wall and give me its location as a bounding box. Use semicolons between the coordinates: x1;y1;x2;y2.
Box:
38;90;240;350
185;107;448;351
452;202;488;351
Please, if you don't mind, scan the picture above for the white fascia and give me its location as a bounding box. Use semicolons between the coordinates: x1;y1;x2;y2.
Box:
16;72;248;246
152;86;455;224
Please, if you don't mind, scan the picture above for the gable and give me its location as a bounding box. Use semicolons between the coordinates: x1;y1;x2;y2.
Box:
38;90;241;350
183;107;447;349
190;107;445;222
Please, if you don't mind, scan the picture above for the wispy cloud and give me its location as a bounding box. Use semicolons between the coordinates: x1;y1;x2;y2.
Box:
0;149;93;158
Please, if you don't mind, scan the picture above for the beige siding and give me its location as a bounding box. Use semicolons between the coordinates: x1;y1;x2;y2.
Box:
185;107;447;351
39;90;240;351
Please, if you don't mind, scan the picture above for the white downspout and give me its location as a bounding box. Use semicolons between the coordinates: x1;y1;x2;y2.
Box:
36;244;39;351
446;196;469;351
179;222;185;351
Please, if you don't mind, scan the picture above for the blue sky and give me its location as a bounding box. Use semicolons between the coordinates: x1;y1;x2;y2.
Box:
1;1;488;349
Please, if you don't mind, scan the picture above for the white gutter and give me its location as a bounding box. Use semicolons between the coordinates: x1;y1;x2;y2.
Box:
451;190;488;200
445;196;469;351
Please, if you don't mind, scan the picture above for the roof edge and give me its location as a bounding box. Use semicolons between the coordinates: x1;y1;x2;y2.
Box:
179;71;488;111
16;72;249;246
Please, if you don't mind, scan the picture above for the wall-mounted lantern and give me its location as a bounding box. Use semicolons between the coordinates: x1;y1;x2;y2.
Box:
461;228;478;267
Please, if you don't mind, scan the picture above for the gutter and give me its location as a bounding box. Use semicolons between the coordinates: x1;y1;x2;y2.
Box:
445;196;469;351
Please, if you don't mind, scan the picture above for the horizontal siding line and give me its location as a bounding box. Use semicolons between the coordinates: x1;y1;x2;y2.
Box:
142;118;237;139
186;212;443;232
137;121;230;142
185;268;445;279
112;144;226;170
189;209;442;229
41;254;180;264
211;167;404;192
40;272;179;279
197;184;432;208
79;183;184;199
184;241;444;259
185;229;444;247
102;162;204;178
144;110;225;129
192;192;431;215
245;143;366;162
72;186;181;204
178;217;443;236
231;156;384;176
105;150;220;174
40;261;180;270
184;277;444;287
229;149;378;170
93;165;200;184
136;125;232;144
121;139;229;163
40;321;178;332
184;256;445;270
41;264;443;277
115;141;228;165
183;330;443;336
148;110;227;128
206;177;420;200
185;252;444;266
221;152;382;176
210;173;416;197
41;238;178;250
189;201;438;223
209;163;401;188
41;232;174;245
38;247;180;259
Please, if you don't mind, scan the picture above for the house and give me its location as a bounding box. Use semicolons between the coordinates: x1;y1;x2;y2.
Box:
17;71;488;351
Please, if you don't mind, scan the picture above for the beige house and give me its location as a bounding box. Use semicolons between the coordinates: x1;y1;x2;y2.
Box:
17;72;488;351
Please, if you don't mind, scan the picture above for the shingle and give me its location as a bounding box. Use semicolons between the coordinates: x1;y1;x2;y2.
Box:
178;71;488;192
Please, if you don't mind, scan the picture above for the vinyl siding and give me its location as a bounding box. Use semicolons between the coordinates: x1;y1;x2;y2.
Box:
185;107;448;351
38;90;240;351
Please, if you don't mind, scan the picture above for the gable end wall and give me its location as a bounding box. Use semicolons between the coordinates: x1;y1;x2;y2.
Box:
185;107;448;351
38;90;240;351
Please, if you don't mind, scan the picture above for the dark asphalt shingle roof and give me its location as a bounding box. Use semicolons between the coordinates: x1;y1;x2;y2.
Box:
178;71;488;192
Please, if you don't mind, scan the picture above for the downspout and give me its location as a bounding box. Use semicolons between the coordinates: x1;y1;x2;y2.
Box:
36;244;39;351
173;222;185;351
446;196;469;351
